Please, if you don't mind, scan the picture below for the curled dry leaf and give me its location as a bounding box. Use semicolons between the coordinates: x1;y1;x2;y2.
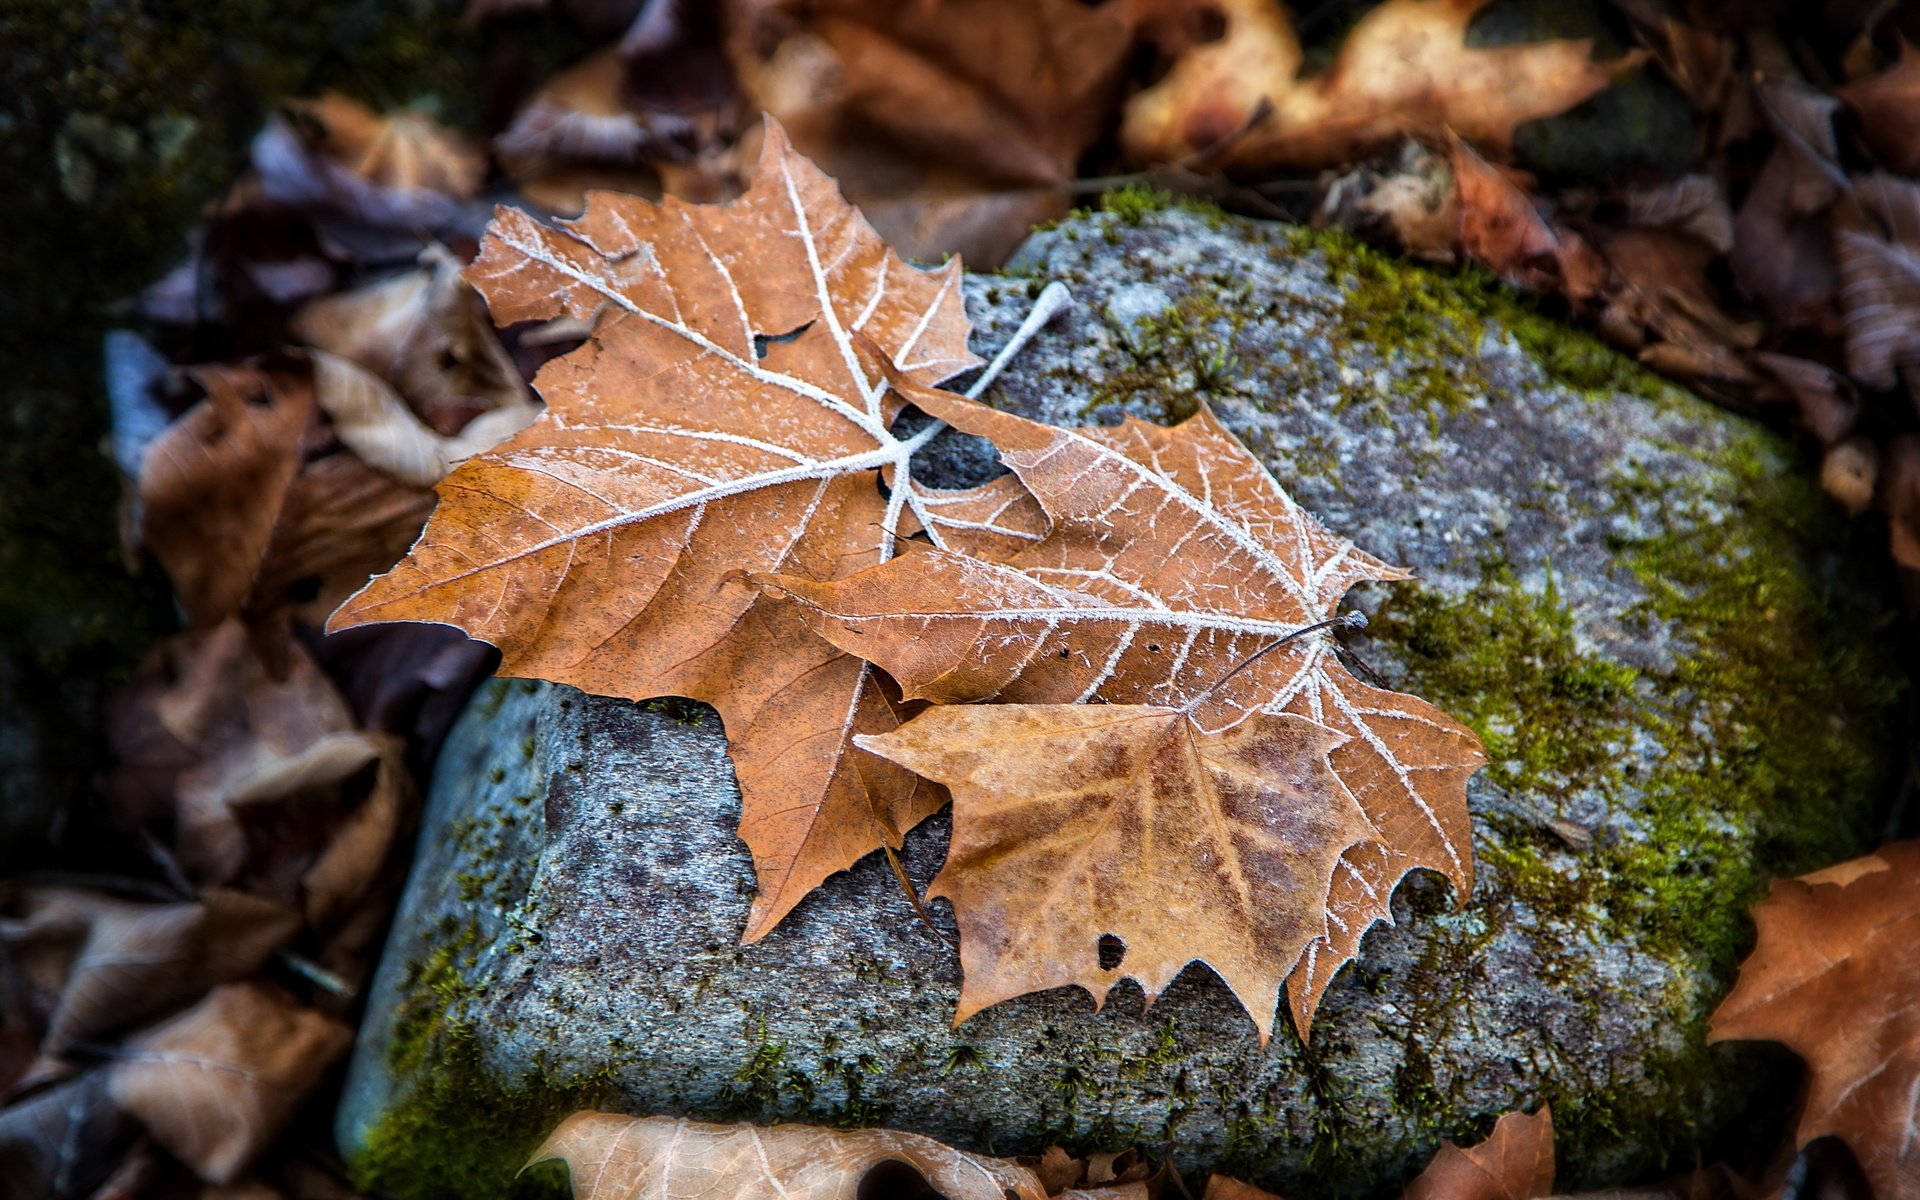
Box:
135;361;438;627
1402;1107;1554;1200
106;982;353;1185
860;706;1372;1042
290;243;536;437
309;351;537;490
761;399;1485;1035
529;1112;1049;1200
329;122;980;939
1122;0;1640;173
1708;842;1920;1200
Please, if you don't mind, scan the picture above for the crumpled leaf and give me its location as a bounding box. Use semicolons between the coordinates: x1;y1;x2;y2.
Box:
1122;0;1640;173
529;1112;1049;1200
290;243;537;437
1729;79;1843;330
309;351;538;490
761;398;1484;1034
329;122;980;939
731;0;1138;264
106;982;353;1185
1708;842;1920;1200
860;705;1373;1042
1403;1107;1554;1200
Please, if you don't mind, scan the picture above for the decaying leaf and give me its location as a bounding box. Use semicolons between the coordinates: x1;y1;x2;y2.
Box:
1402;1107;1554;1200
1708;842;1920;1200
762;398;1485;1034
731;0;1138;263
1122;0;1640;173
106;982;353;1185
1834;174;1920;390
0;1072;138;1200
861;705;1372;1041
330;122;979;939
528;1113;1049;1200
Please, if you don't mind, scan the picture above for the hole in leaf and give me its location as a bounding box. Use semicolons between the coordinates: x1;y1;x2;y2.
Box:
1098;934;1127;970
1147;642;1162;652
1058;646;1071;659
753;321;814;359
857;1159;945;1200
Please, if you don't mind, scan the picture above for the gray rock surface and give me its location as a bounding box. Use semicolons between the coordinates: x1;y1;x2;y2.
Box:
337;206;1899;1199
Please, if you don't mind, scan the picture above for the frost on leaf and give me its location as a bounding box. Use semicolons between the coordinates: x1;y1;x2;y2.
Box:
328;119;979;939
762;393;1485;1035
861;705;1373;1043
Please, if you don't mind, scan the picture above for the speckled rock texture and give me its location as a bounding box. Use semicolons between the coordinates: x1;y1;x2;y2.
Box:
337;206;1901;1200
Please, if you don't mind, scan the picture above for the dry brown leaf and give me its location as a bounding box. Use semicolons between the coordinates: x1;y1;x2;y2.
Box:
255;93;482;230
1708;842;1920;1200
135;360;440;627
1122;0;1640;173
309;351;537;489
1403;1107;1554;1200
1204;1179;1285;1200
297;736;410;932
760;399;1484;1035
732;0;1137;263
861;705;1371;1041
0;888;297;1057
107;982;352;1185
329;123;980;939
1838;42;1920;178
137;361;314;627
529;1112;1049;1200
1730;79;1843;331
290;243;536;437
1449;140;1589;295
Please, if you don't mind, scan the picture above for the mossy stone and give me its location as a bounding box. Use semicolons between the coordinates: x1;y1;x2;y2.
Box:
338;208;1900;1199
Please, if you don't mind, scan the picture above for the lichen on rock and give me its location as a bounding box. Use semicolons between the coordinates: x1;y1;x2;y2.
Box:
336;206;1901;1199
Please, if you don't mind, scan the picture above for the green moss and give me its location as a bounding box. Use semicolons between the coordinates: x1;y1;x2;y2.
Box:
1278;226;1672;415
1077;284;1263;425
1357;416;1900;1182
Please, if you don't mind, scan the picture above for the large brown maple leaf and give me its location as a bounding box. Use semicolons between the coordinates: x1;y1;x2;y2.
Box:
328;121;980;939
760;392;1485;1034
1709;842;1920;1200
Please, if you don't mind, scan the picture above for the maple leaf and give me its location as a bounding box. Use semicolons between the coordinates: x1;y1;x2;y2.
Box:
1121;0;1641;173
1708;842;1920;1200
1402;1107;1554;1200
328;120;982;939
860;705;1373;1042
759;395;1485;1034
529;1112;1050;1200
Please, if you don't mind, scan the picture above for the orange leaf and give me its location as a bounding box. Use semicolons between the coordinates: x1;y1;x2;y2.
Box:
1122;0;1640;172
760;396;1485;1035
1708;843;1920;1200
1403;1107;1555;1200
860;704;1373;1042
328;120;980;939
